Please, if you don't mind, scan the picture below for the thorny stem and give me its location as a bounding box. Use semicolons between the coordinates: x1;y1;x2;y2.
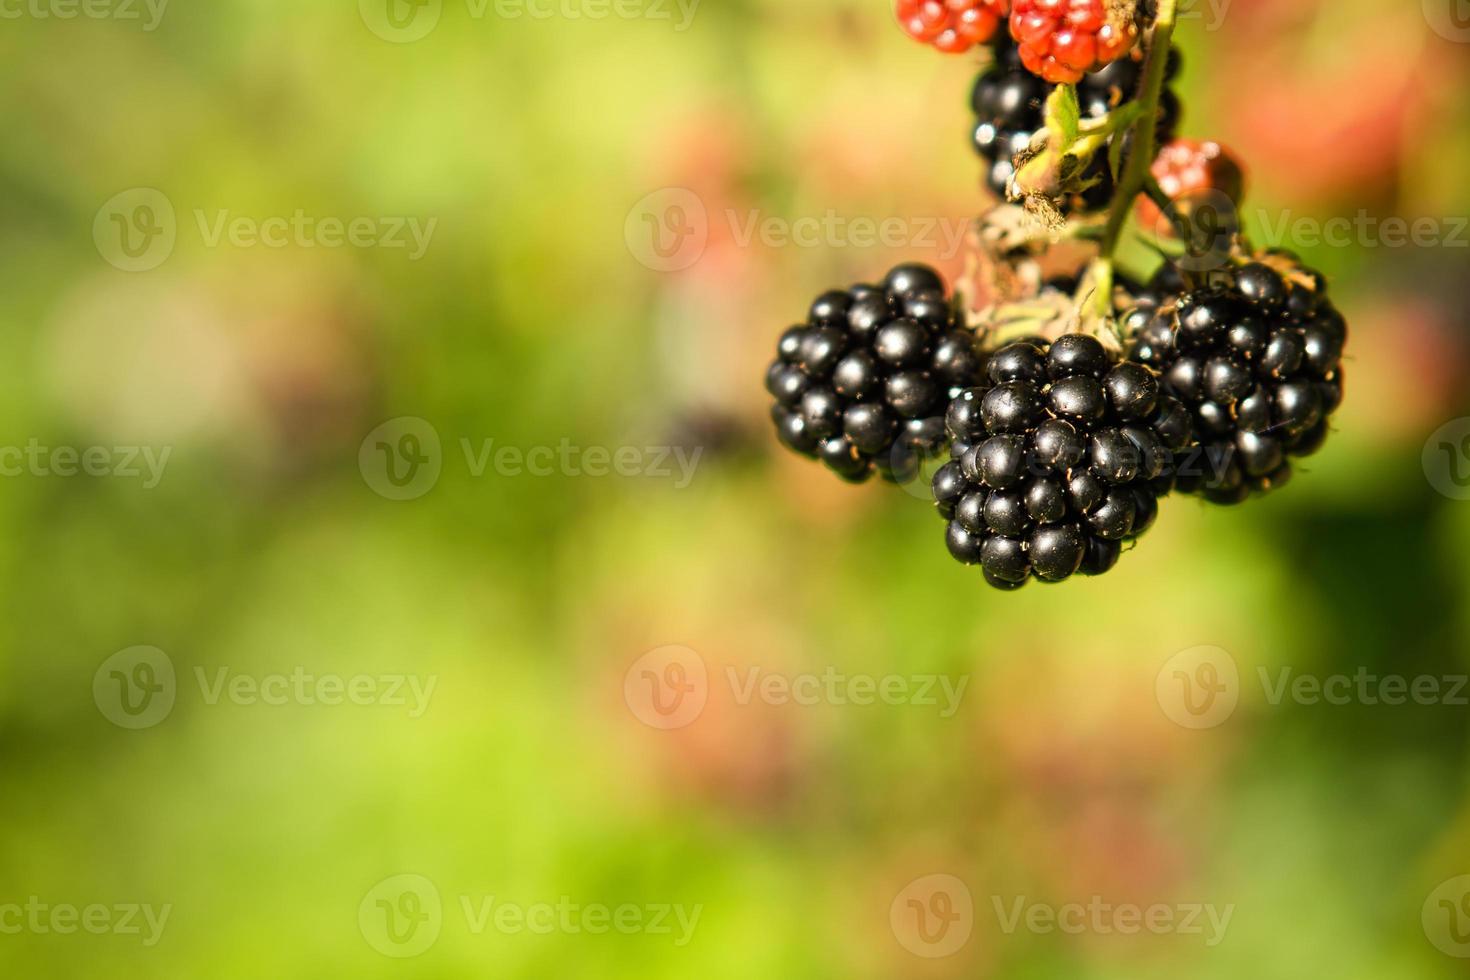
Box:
1101;0;1177;256
1088;0;1179;318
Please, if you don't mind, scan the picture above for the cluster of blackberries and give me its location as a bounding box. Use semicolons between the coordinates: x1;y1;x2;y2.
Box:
1127;260;1347;504
764;264;984;483
971;35;1181;208
932;333;1194;589
764;259;1347;588
764;1;1350;591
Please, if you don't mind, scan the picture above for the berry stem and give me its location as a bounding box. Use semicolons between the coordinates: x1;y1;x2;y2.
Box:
1078;102;1144;141
1094;0;1178;270
1087;257;1114;320
1142;174;1195;242
1140;174;1175;217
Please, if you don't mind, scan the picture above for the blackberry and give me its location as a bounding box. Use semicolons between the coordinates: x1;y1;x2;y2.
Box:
971;35;1181;209
1128;259;1347;504
934;332;1192;589
766;264;984;483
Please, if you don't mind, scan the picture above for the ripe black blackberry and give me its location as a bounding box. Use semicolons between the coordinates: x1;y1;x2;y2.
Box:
765;264;985;483
971;34;1181;209
933;333;1193;589
1127;259;1347;504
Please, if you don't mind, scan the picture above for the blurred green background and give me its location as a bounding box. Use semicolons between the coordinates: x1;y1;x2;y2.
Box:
1;0;1469;976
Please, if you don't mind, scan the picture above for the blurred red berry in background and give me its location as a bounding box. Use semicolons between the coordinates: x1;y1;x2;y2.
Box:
1137;138;1246;239
897;0;1009;53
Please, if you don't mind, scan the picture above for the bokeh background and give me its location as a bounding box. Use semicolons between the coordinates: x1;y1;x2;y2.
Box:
1;0;1469;976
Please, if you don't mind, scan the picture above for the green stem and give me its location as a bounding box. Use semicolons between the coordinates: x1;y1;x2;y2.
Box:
1077;101;1143;141
1089;258;1113;320
1142;174;1195;242
1140;174;1170;208
981;317;1055;352
1097;0;1178;263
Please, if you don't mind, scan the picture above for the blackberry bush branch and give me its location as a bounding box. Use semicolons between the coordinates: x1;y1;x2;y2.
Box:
1098;0;1177;265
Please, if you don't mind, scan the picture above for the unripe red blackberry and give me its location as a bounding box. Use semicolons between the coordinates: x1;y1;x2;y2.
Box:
934;332;1189;588
767;265;984;484
1127;258;1347;503
897;0;1010;53
1010;0;1142;84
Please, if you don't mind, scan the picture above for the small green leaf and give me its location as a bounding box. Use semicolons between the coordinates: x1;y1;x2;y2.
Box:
1108;128;1128;181
1044;84;1081;145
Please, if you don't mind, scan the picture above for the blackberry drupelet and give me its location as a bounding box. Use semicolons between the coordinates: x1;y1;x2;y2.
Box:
933;332;1193;589
766;264;985;484
1127;259;1347;504
971;35;1181;209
